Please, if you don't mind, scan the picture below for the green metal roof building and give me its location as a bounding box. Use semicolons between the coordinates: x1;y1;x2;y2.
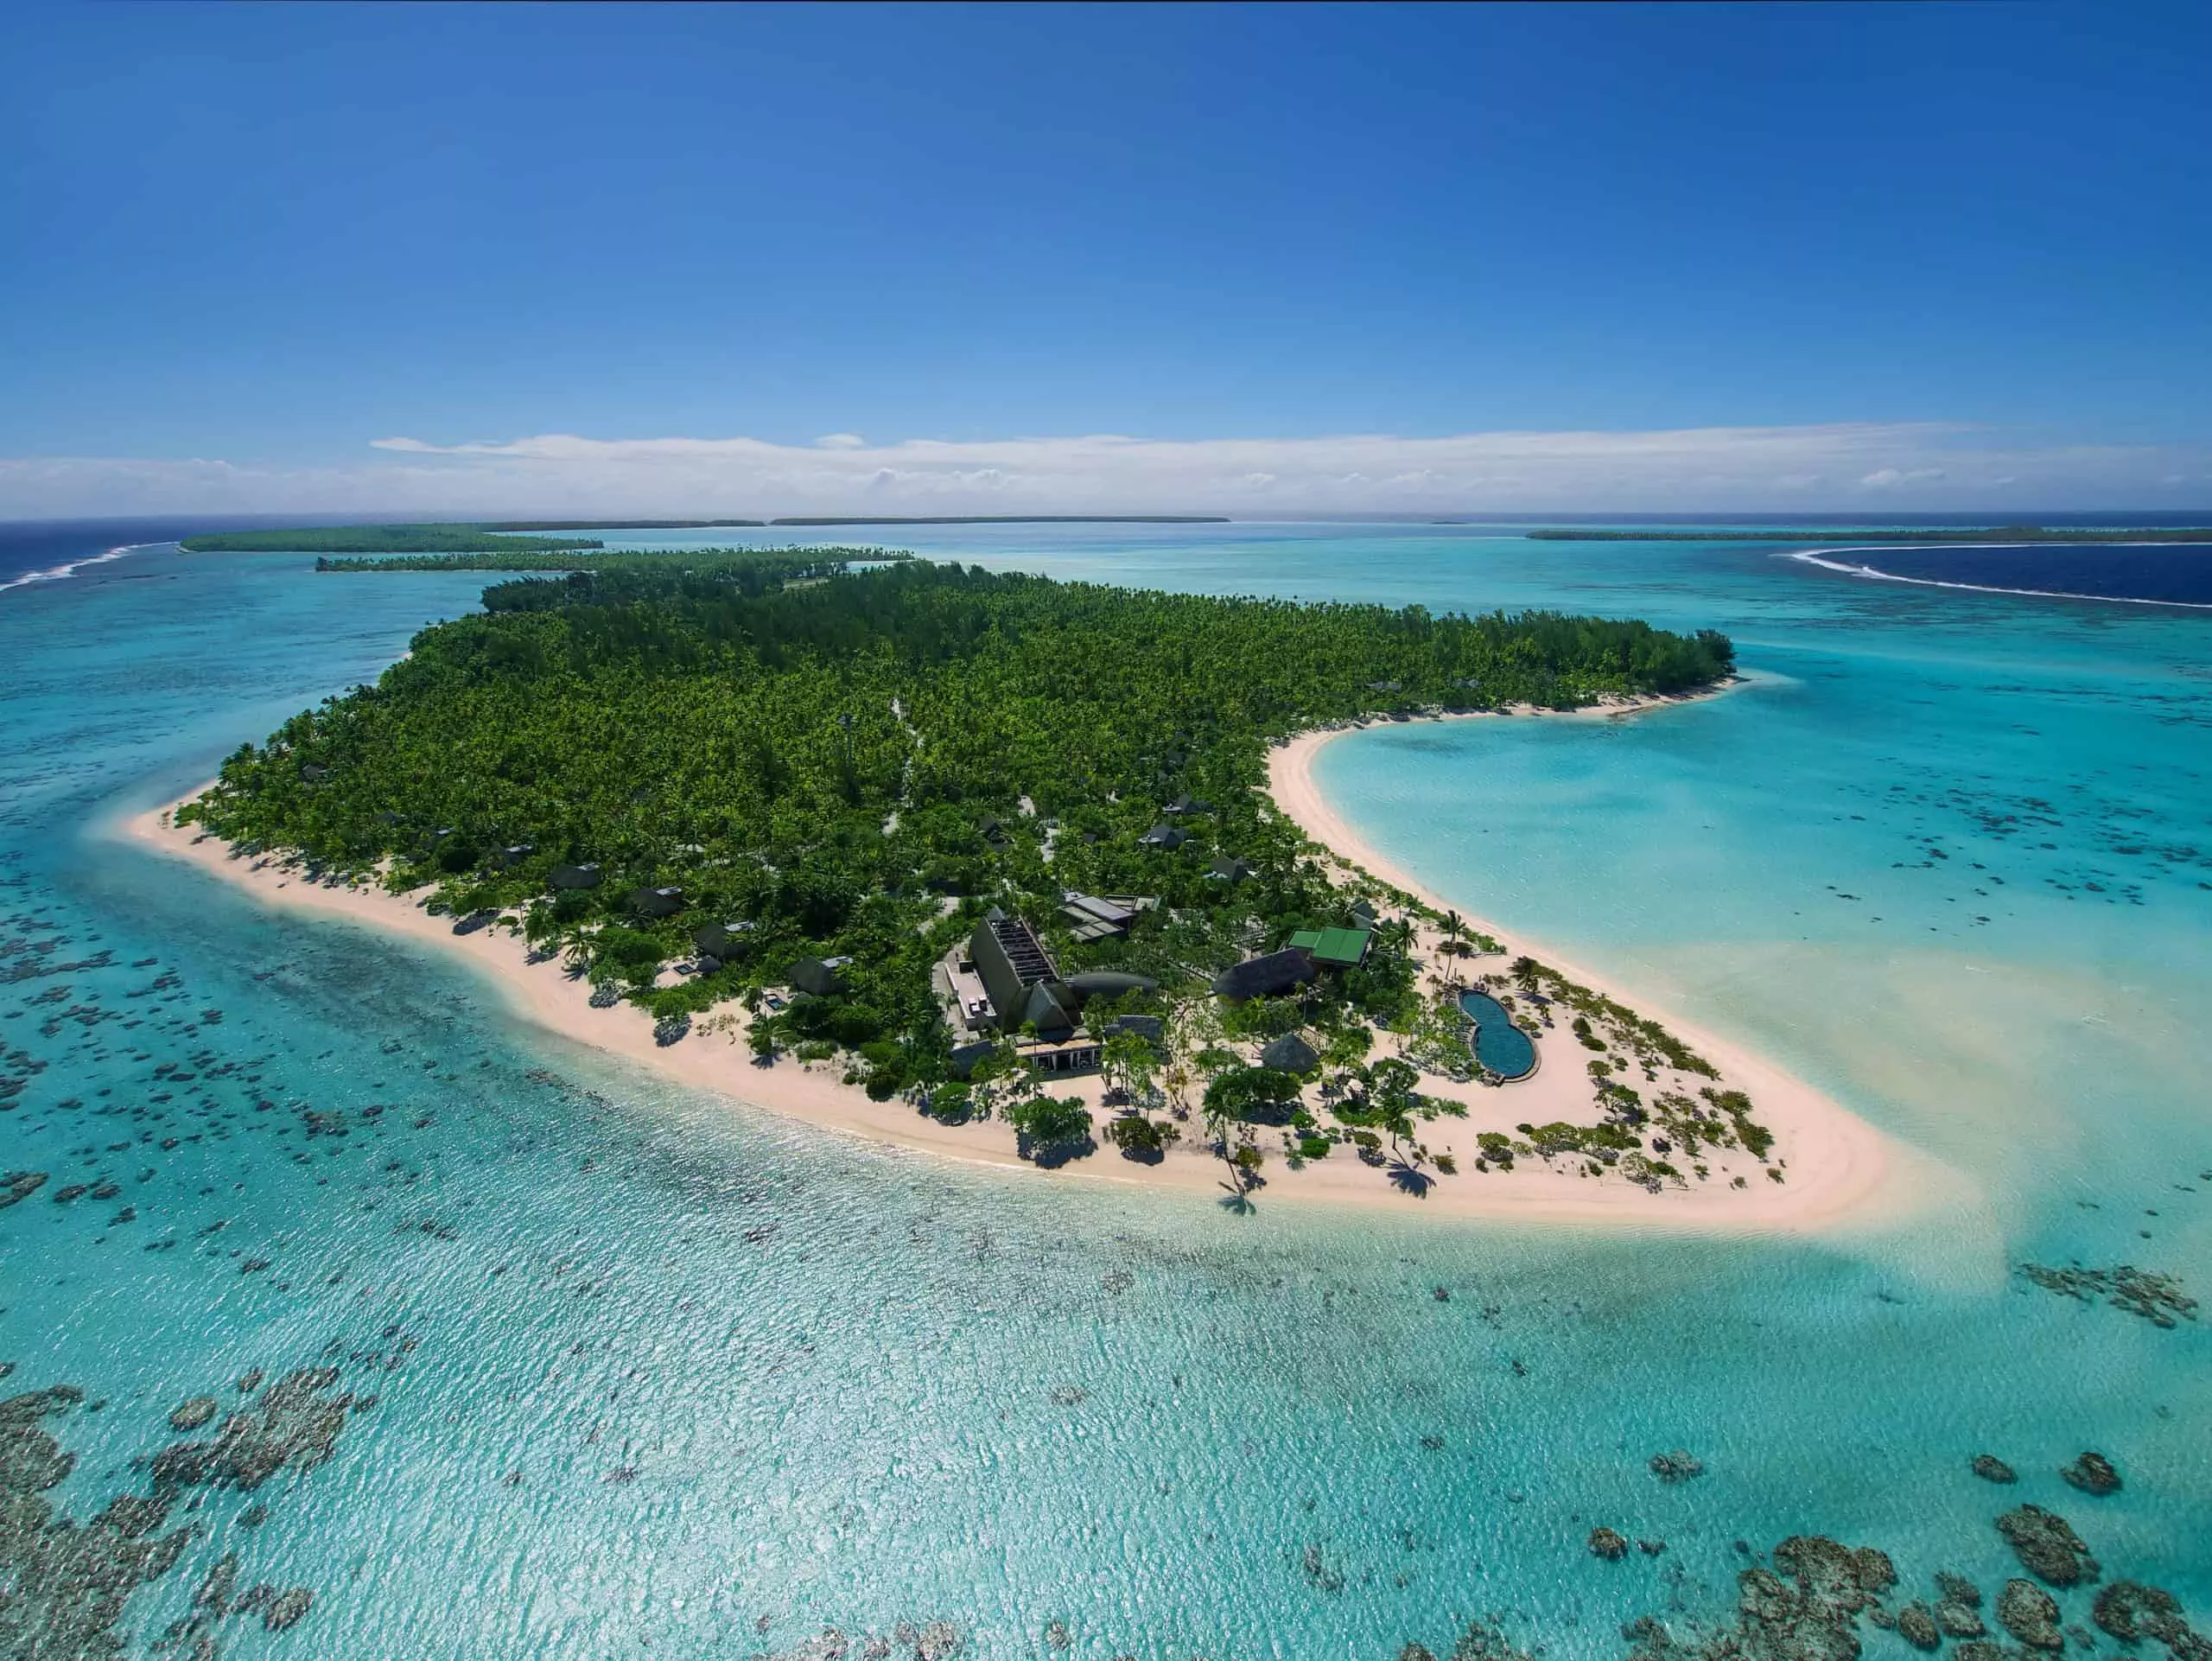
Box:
1288;926;1371;968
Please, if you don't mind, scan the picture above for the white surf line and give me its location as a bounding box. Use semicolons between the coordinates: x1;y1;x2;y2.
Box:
1782;544;2212;612
0;540;175;596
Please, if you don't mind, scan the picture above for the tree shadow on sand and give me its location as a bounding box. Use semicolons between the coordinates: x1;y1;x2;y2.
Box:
1019;1133;1098;1169
1388;1159;1433;1199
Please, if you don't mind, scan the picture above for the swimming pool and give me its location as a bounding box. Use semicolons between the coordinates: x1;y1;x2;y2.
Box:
1459;990;1538;1079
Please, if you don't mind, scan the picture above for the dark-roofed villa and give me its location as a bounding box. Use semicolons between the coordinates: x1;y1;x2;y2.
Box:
790;956;849;997
693;920;755;967
1059;891;1157;944
631;885;686;919
1211;947;1317;1001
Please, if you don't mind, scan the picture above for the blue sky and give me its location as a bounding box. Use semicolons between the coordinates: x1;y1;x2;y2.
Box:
4;3;2209;516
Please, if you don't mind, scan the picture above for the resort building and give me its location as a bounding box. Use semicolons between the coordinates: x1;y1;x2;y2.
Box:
971;907;1058;1024
1065;969;1158;1002
1138;824;1189;850
1058;891;1157;944
1103;1012;1164;1048
790;956;849;997
1014;1030;1103;1075
631;885;687;918
1287;926;1371;969
1211;947;1317;1001
693;919;755;962
1260;1031;1321;1074
939;909;1161;1075
1206;856;1255;883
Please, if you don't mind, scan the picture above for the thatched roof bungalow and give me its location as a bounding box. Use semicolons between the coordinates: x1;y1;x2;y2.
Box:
790;956;849;997
1211;948;1316;1001
631;885;686;919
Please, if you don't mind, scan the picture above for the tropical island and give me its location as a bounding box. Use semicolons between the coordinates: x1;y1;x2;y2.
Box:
312;546;899;576
180;524;609;555
144;551;1897;1223
1527;525;2212;543
478;519;767;531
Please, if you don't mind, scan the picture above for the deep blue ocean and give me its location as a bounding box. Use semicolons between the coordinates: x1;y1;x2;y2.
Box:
3;521;2207;1659
1795;539;2212;607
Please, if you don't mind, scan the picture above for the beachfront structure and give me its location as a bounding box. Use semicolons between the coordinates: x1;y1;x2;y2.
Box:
957;908;1146;1073
1288;926;1371;969
1211;947;1316;1001
1163;793;1212;815
1207;856;1255;882
969;907;1090;1041
550;862;601;890
693;920;754;966
790;956;849;997
1261;1031;1321;1074
947;1039;998;1079
1015;1029;1102;1074
1058;891;1158;944
1138;824;1188;850
971;908;1057;1025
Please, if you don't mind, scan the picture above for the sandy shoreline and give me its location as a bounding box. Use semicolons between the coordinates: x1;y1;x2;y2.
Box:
118;698;1920;1232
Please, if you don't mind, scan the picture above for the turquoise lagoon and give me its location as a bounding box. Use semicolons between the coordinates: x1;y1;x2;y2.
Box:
2;523;2207;1658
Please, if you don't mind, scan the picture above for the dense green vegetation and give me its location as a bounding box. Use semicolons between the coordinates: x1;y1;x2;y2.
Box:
317;546;899;577
181;525;603;555
182;558;1734;1109
1527;525;2212;543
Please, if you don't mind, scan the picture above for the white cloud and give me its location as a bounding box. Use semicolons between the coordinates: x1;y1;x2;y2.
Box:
4;423;2209;518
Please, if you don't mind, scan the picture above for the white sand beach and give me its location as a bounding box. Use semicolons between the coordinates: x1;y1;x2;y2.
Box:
122;715;1922;1232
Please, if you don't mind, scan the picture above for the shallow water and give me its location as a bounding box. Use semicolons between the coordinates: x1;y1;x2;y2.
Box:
3;526;2206;1659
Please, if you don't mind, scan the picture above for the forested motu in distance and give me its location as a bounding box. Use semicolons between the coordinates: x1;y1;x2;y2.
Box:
315;547;900;577
180;557;1737;1127
180;524;610;555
